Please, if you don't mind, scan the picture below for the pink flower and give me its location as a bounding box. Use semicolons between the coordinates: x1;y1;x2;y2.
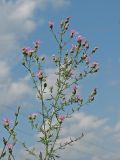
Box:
77;35;87;46
70;30;75;38
3;118;11;127
6;143;13;150
75;95;83;103
58;115;65;122
77;35;83;44
22;47;34;56
34;40;40;48
70;30;78;38
48;21;54;29
36;70;43;79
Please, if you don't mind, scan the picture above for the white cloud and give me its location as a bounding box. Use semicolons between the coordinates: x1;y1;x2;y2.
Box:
0;61;10;84
0;72;32;111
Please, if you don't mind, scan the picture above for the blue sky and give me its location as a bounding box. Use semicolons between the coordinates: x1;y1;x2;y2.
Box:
0;0;120;159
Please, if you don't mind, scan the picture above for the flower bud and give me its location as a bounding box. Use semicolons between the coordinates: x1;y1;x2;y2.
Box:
36;70;43;79
48;21;54;29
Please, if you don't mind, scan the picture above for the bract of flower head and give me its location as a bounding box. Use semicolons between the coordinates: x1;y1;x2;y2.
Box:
65;16;71;24
91;62;99;69
81;53;87;60
36;70;43;79
34;40;40;49
85;41;89;49
91;88;97;97
70;44;76;53
58;115;65;123
48;20;54;29
66;16;71;21
6;143;13;150
3;118;11;127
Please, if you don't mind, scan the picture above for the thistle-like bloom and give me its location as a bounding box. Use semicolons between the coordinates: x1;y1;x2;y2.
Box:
34;40;40;49
22;47;34;56
48;21;54;29
36;70;43;79
6;143;13;150
75;95;83;103
77;35;88;47
77;35;83;44
70;30;75;38
3;118;11;127
58;115;65;122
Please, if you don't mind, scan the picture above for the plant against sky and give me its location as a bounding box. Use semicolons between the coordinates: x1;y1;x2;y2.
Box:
0;17;99;160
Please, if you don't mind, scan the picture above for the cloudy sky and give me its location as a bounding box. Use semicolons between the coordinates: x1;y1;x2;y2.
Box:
0;0;120;159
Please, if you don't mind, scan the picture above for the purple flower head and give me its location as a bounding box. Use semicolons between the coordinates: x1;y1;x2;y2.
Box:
75;95;83;103
70;30;78;38
36;70;43;79
77;35;83;44
48;21;54;29
81;37;87;46
34;40;40;49
58;115;65;123
3;118;11;127
76;95;81;101
22;47;34;56
77;35;88;46
6;143;13;150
